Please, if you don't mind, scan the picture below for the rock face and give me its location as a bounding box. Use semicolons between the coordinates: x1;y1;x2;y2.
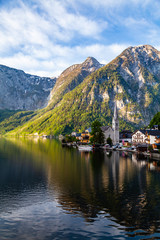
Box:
48;57;103;109
0;65;56;110
110;45;160;124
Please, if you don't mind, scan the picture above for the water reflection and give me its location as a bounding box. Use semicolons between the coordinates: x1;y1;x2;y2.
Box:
0;138;160;239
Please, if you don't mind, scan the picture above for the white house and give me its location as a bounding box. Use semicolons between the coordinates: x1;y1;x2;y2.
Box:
132;130;147;144
146;130;160;144
132;130;160;144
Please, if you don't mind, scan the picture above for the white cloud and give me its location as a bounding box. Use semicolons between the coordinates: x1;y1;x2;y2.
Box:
73;43;129;65
0;43;128;77
0;3;53;52
38;0;107;37
0;0;108;76
70;0;152;9
0;0;160;78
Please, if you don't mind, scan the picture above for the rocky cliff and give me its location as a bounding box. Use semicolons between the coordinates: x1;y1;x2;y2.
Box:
0;65;56;110
109;45;160;124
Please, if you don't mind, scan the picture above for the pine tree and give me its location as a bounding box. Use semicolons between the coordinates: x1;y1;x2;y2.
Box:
90;120;104;144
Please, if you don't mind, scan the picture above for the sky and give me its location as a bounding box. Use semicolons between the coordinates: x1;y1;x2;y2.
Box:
0;0;160;77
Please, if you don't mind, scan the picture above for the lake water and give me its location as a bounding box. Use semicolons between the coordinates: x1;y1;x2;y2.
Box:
0;138;160;239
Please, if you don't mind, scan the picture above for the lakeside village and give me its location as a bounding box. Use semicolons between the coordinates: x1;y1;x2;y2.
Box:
59;103;160;160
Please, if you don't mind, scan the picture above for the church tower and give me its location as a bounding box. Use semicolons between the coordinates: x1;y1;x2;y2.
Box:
112;102;119;145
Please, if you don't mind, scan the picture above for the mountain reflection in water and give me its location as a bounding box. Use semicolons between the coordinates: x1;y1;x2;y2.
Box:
0;138;160;239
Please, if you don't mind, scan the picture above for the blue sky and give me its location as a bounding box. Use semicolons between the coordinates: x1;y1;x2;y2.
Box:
0;0;160;77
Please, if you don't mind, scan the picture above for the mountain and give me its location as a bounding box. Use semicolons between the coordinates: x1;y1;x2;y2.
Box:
113;45;160;124
47;57;103;109
0;57;103;135
0;65;56;110
2;45;160;136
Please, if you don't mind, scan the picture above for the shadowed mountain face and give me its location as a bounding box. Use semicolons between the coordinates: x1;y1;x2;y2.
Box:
0;65;56;110
2;45;160;135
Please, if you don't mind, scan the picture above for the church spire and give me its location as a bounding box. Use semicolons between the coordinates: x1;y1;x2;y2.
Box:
114;101;118;120
112;101;119;145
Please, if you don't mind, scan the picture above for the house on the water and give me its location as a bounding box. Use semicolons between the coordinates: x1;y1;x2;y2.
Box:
132;129;160;148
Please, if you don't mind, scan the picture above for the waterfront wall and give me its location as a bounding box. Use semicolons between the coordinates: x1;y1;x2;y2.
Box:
150;153;160;160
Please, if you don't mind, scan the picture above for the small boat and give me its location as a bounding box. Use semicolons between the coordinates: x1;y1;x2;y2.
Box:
78;145;92;151
101;144;110;149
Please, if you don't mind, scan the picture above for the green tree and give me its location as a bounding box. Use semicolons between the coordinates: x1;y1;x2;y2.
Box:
91;120;104;144
148;145;153;152
107;137;112;146
65;135;76;143
149;112;160;129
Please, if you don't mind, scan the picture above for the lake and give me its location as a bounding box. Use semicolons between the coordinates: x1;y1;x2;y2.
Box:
0;138;160;240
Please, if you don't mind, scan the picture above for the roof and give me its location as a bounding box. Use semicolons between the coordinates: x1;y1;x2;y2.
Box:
101;126;111;132
85;127;91;133
76;133;81;137
145;130;160;136
135;129;160;136
137;144;148;148
120;130;133;134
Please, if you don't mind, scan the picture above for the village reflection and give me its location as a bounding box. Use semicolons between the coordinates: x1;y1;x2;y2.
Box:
1;138;160;235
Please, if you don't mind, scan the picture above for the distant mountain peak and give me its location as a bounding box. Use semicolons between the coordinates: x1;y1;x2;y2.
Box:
84;56;99;64
123;44;160;58
82;56;104;71
126;44;156;51
48;56;103;108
